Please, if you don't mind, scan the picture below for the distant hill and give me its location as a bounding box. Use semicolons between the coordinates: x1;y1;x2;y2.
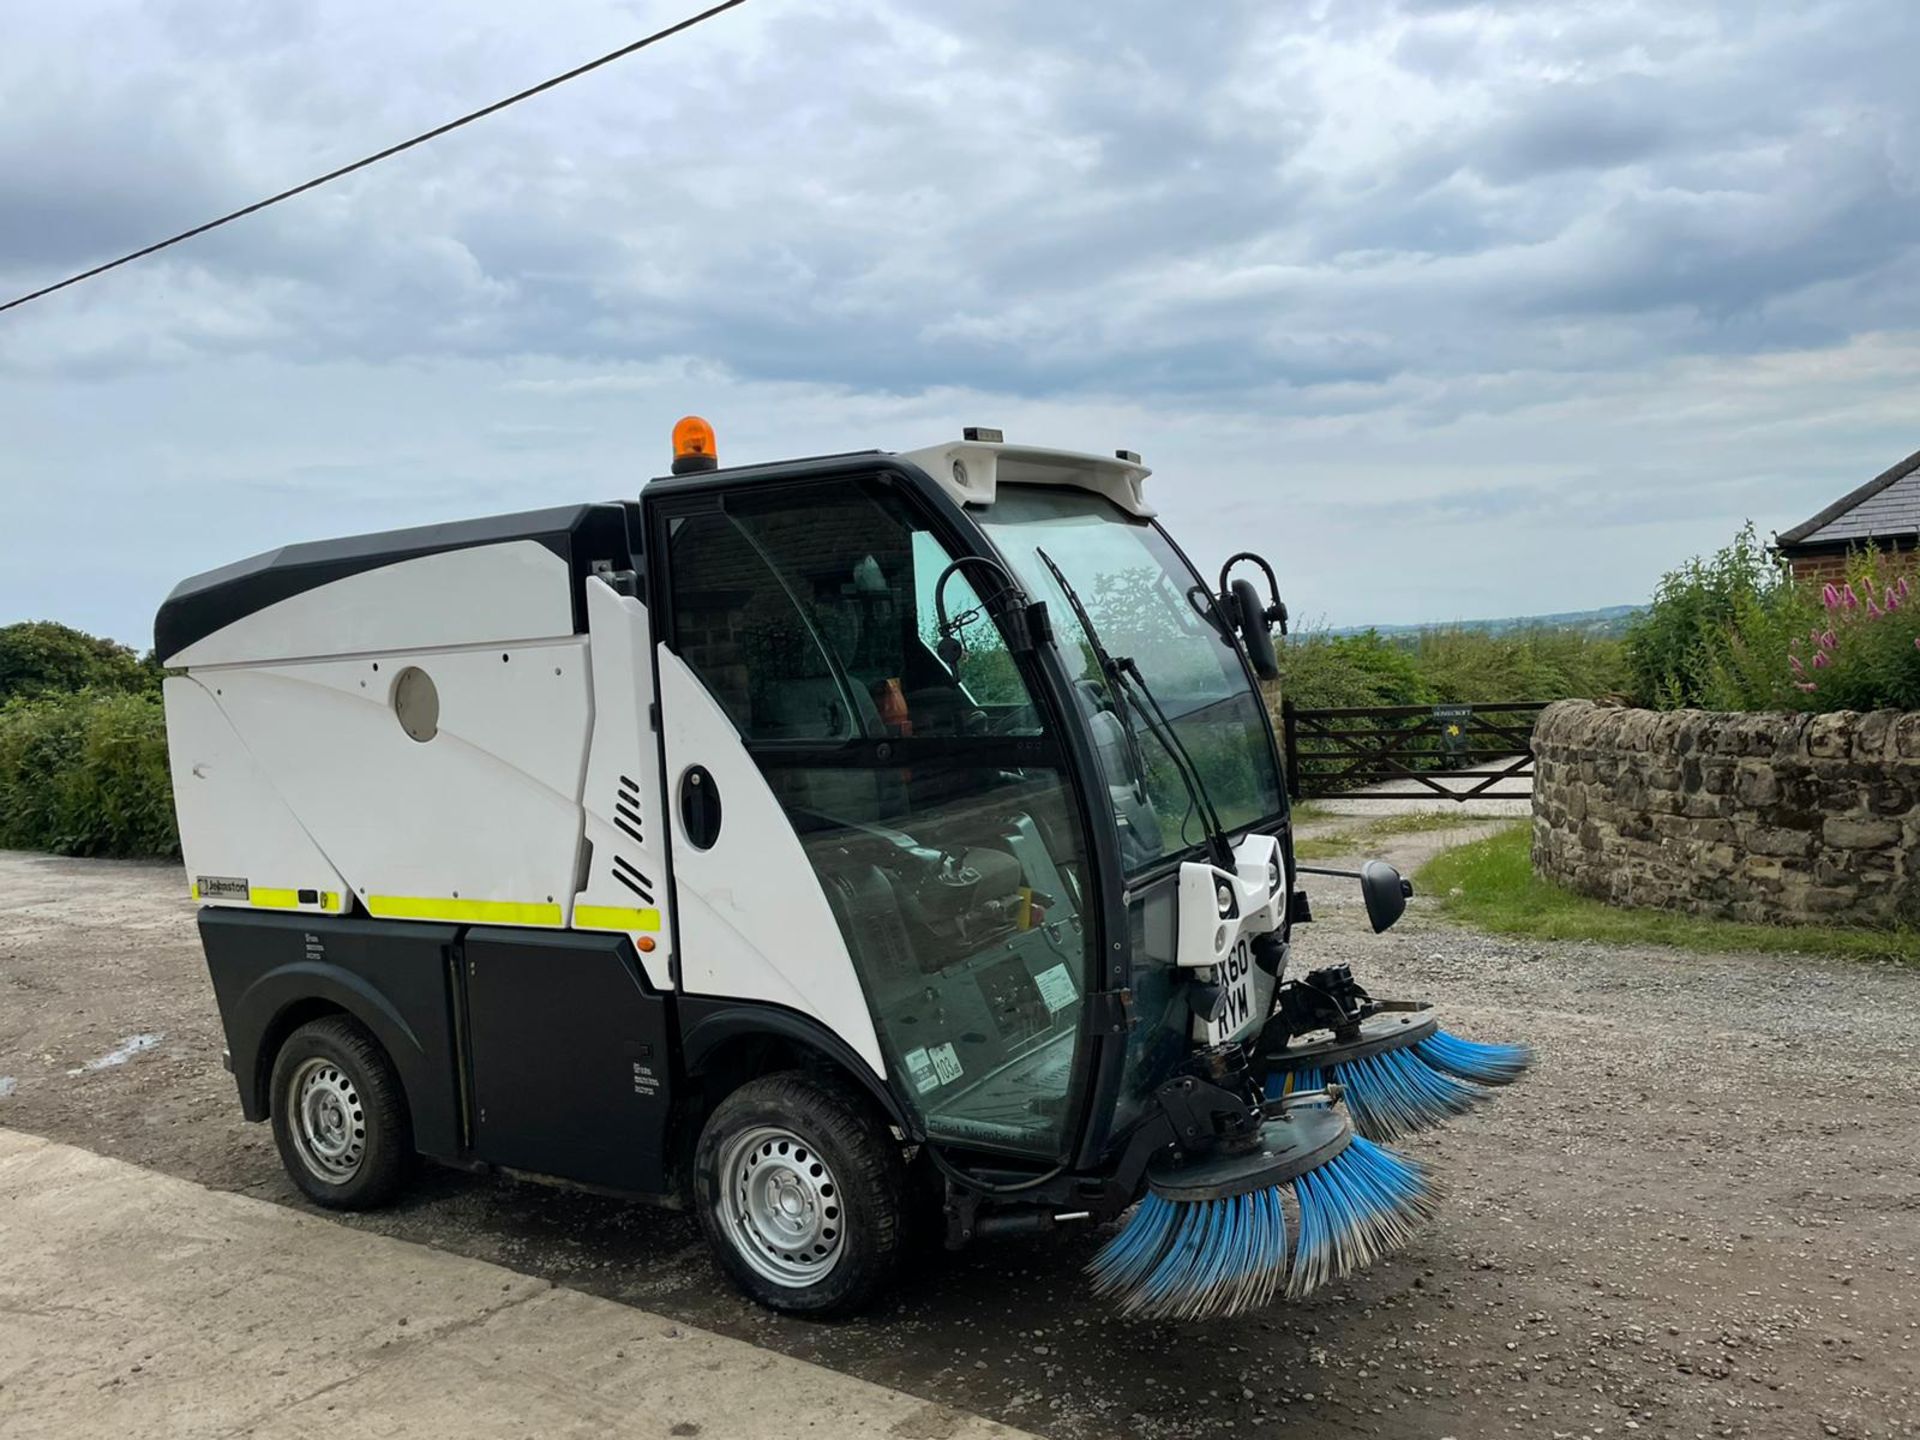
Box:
1331;605;1642;640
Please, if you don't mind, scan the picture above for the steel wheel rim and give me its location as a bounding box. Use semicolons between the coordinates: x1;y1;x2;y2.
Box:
288;1056;367;1184
716;1124;844;1287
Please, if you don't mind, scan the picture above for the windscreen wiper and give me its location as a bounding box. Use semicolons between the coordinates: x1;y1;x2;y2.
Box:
1034;547;1236;874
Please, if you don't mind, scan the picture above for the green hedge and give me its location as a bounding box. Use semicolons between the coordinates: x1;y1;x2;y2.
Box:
1278;624;1627;711
0;690;179;857
1624;524;1920;712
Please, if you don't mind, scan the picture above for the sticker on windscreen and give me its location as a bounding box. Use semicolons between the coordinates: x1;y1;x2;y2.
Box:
904;1047;940;1093
1033;962;1078;1014
930;1042;964;1086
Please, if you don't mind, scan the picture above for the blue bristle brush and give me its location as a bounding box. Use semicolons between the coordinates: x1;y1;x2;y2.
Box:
1265;1010;1531;1144
1087;1093;1434;1320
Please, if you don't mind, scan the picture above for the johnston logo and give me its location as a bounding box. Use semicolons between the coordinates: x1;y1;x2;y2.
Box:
197;875;250;900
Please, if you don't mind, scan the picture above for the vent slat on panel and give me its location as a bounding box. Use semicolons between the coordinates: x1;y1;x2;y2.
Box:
613;776;644;846
612;854;653;903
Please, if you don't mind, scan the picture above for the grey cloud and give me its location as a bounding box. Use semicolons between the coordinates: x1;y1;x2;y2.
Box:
7;0;1920;642
7;0;1918;408
1470;82;1676;183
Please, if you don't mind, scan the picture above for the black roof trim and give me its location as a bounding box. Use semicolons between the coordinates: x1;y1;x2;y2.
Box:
638;449;890;502
154;503;634;662
1777;446;1920;548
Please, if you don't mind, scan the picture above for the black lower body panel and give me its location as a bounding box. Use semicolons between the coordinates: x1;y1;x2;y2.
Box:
462;927;674;1195
198;911;675;1193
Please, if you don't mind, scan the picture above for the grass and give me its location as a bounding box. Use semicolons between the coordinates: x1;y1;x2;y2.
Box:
1416;824;1920;965
1292;809;1485;860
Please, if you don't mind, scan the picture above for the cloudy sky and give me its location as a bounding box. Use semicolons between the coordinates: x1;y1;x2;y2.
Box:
4;0;1919;647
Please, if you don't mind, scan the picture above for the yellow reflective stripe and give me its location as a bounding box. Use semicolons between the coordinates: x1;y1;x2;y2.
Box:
191;882;343;911
574;903;662;933
367;894;563;926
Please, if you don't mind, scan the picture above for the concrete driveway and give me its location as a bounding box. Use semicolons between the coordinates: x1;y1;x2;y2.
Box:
0;1128;1028;1439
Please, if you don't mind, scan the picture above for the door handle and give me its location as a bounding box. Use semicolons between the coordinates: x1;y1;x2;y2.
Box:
679;766;722;849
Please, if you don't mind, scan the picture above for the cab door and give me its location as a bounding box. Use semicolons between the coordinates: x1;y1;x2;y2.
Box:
648;468;1103;1162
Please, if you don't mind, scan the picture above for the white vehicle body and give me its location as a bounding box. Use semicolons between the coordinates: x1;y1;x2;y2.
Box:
159;432;1319;1315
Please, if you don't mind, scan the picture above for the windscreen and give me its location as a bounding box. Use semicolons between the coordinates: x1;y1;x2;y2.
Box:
979;487;1285;876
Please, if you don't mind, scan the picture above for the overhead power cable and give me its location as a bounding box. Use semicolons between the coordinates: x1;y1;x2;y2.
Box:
0;0;748;316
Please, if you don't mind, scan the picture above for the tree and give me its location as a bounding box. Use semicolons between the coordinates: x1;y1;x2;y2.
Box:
0;622;159;703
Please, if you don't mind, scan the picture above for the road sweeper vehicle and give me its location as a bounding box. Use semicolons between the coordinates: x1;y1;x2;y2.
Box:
157;421;1528;1318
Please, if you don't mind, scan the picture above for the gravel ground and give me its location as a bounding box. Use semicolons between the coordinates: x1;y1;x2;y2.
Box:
2;845;1916;1440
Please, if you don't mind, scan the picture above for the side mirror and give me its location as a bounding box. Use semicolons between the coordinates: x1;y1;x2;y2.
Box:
1230;578;1280;680
1360;860;1413;934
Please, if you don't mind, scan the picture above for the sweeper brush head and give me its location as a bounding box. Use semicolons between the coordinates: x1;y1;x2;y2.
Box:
1266;1010;1532;1144
1414;1026;1531;1086
1087;1098;1434;1320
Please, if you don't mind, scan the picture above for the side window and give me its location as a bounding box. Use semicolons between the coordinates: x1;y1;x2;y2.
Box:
666;511;859;741
724;488;1041;739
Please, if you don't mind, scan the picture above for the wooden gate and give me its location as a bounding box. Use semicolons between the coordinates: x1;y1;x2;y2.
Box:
1279;700;1547;802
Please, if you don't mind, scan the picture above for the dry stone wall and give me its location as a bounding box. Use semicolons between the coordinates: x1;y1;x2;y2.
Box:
1531;700;1920;924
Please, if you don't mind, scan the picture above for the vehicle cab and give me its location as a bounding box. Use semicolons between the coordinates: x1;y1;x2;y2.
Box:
643;429;1297;1180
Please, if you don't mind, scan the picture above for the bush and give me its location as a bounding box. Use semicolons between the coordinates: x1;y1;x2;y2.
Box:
1623;524;1811;709
1405;625;1628;704
0;621;161;703
1625;525;1920;713
0;690;179;857
1278;624;1626;710
1787;563;1920;711
1276;628;1433;710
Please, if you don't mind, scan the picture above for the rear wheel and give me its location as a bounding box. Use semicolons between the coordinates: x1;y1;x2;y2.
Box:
693;1071;906;1316
269;1016;410;1210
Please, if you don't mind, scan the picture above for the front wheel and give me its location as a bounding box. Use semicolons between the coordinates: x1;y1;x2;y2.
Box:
693;1071;906;1316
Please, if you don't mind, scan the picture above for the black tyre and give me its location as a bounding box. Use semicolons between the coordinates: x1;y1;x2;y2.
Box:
693;1071;906;1317
269;1015;411;1210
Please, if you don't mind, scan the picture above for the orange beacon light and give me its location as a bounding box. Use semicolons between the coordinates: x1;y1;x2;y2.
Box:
671;415;718;474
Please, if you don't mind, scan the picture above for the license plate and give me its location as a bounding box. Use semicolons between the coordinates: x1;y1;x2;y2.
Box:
1206;937;1258;1044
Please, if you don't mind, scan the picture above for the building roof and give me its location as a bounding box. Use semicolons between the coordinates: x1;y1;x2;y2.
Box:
1777;446;1920;551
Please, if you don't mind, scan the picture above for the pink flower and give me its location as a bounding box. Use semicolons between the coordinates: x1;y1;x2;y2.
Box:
1818;629;1837;650
1901;575;1912;598
1812;650;1832;669
1867;594;1884;618
1823;583;1841;609
1788;653;1806;676
1794;681;1818;693
1887;587;1901;611
1843;583;1860;609
1914;635;1920;652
